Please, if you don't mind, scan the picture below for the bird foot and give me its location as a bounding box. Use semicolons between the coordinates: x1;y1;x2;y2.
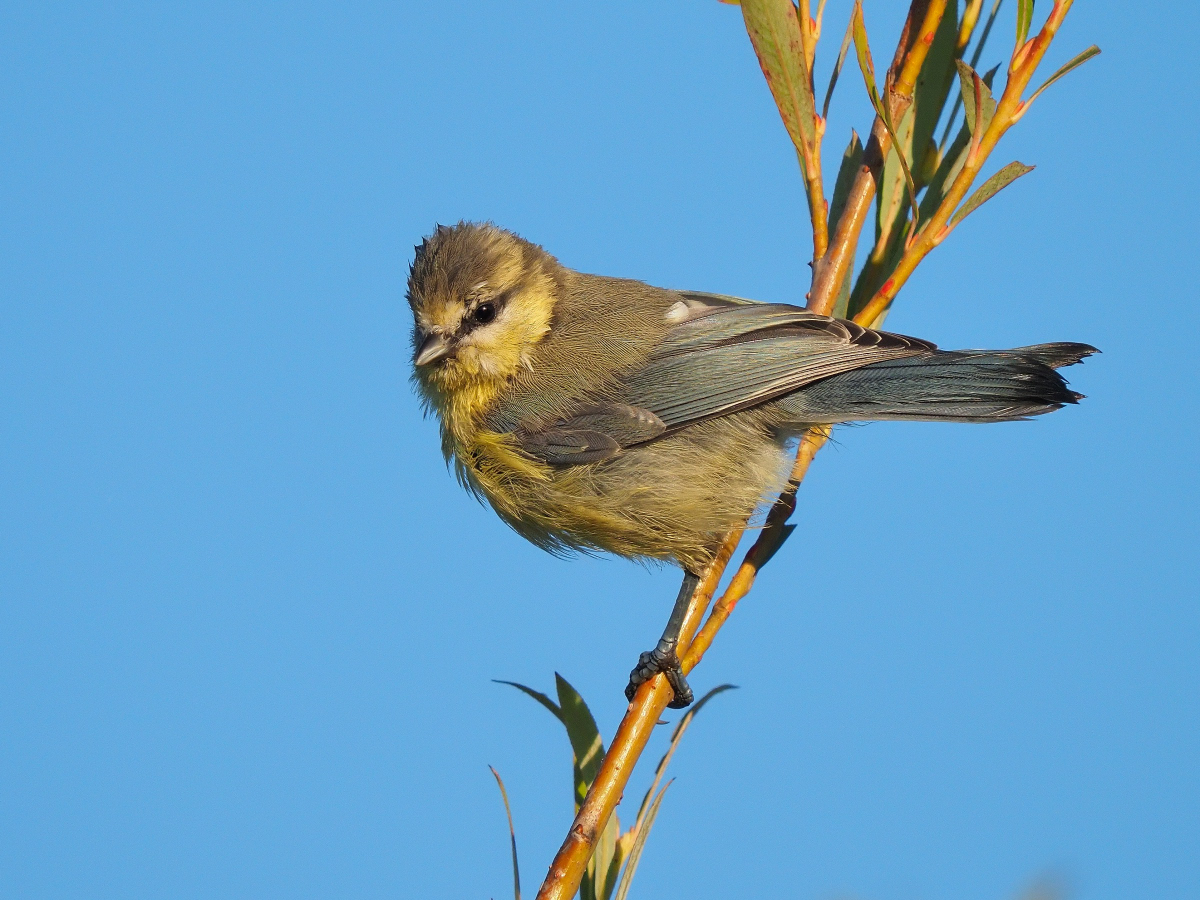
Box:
625;638;694;709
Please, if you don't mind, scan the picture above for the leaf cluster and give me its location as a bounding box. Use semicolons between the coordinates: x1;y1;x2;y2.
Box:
491;675;734;900
737;0;1099;325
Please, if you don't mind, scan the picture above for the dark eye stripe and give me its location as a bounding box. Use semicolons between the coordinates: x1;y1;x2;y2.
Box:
460;290;510;335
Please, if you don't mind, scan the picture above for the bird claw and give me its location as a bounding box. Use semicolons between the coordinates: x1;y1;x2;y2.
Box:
625;639;694;709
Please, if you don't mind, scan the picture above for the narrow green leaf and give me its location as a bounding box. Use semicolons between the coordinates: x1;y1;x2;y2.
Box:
821;12;855;122
849;1;879;108
921;61;1001;222
555;673;606;811
741;0;818;164
920;124;970;221
972;0;1005;69
955;59;997;138
830;251;857;320
488;766;522;900
827;130;863;236
949;161;1034;226
613;783;671;900
1025;45;1101;107
599;812;626;900
495;680;562;723
939;0;1004;150
850;1;920;227
588;806;621;900
676;683;738;726
1015;0;1034;51
632;684;738;827
909;0;959;186
877;104;915;243
827;132;863;320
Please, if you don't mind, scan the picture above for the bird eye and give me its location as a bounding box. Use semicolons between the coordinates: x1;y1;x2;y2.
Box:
473;302;497;324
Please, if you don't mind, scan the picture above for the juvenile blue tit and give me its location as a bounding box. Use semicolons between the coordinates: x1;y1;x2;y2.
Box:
407;221;1095;707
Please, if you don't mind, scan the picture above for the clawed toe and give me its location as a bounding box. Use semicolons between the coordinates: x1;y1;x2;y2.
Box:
625;639;694;709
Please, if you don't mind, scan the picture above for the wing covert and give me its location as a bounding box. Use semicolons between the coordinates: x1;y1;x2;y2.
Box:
619;301;935;429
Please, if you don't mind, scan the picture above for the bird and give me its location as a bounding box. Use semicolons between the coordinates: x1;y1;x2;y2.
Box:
407;221;1096;708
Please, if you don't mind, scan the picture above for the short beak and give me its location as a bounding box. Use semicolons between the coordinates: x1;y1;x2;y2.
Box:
414;331;451;367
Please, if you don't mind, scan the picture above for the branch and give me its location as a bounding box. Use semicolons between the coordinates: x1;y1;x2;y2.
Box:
683;428;829;668
854;0;1077;326
807;0;946;315
535;421;830;900
534;533;741;900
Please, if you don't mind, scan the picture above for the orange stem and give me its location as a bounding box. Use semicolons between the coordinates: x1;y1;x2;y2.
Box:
855;0;1075;327
534;532;740;900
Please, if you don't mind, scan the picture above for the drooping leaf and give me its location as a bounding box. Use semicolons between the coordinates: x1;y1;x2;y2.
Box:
488;766;522;900
949;161;1034;226
827;132;863;320
613;783;672;900
821;11;856;121
1015;0;1034;51
850;0;919;227
957;0;986;53
740;0;818;167
955;58;997;138
495;680;563;722
555;673;605;811
1024;45;1101;107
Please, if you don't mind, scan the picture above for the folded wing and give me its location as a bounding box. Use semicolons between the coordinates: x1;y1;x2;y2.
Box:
512;297;933;465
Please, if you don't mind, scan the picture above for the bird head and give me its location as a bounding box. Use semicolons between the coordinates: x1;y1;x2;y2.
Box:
407;222;558;418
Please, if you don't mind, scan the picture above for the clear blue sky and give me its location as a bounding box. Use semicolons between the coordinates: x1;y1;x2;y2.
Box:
2;3;1196;899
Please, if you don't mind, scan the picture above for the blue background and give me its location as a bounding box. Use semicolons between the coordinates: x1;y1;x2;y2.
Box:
2;3;1195;898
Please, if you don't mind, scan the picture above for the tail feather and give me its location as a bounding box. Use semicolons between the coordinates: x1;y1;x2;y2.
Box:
1009;341;1099;369
779;341;1097;424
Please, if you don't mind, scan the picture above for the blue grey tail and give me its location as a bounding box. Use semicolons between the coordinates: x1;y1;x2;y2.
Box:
780;342;1098;424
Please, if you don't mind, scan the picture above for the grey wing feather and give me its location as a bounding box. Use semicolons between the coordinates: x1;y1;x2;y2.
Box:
619;303;935;428
515;402;666;465
512;300;933;464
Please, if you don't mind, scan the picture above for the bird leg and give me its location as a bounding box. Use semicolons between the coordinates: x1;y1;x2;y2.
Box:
625;570;700;709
